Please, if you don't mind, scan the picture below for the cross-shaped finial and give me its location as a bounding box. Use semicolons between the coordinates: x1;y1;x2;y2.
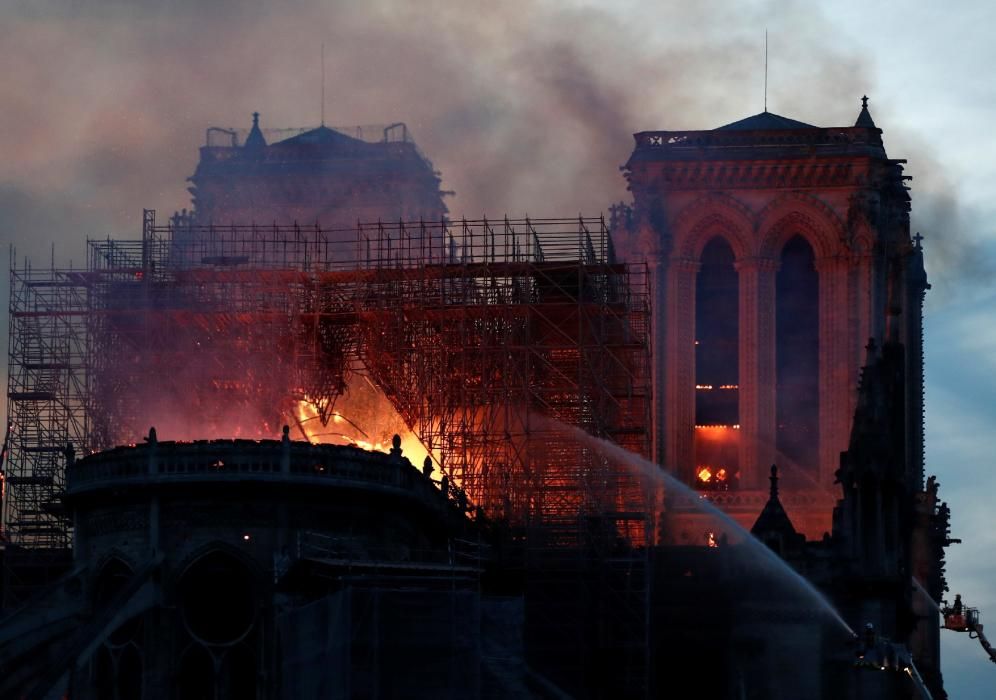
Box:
252;111;260;126
913;231;924;249
861;95;869;108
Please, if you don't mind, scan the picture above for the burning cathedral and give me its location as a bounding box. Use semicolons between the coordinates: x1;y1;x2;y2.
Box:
0;99;974;699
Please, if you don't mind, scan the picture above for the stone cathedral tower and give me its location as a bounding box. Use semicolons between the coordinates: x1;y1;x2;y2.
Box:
622;99;927;540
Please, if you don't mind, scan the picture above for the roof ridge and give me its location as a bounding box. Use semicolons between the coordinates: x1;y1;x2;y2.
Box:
715;111;817;131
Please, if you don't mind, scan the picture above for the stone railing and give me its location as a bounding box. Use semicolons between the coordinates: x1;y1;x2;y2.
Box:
66;432;446;510
635;126;882;153
667;488;837;511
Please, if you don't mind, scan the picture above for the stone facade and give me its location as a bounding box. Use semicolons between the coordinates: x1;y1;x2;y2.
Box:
620;102;927;540
179;113;448;231
49;431;476;700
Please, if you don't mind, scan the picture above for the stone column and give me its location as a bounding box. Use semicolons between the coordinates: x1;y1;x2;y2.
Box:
665;257;699;482
816;255;851;488
637;217;671;470
650;253;668;468
735;257;778;490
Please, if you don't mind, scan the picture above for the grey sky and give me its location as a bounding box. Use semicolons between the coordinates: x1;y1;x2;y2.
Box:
1;2;993;694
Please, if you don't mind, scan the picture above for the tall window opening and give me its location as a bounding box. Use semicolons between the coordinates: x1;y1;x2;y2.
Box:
694;237;740;491
92;558;144;700
177;551;259;700
179;551;256;645
775;235;819;485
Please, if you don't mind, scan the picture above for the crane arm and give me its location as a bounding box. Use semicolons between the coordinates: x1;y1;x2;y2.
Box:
970;624;996;665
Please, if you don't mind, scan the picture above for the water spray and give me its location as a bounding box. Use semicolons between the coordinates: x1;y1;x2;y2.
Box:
543;417;855;637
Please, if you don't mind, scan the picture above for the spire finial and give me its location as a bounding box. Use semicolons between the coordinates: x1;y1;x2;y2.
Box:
769;464;779;500
855;96;877;128
245;112;267;150
913;231;924;250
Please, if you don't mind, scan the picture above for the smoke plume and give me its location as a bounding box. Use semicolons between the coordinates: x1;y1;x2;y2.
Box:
0;0;986;419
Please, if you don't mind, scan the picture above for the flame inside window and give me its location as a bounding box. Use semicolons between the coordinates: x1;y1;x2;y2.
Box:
694;424;740;491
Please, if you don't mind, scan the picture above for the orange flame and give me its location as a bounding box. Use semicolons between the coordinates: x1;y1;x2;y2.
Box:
290;376;433;475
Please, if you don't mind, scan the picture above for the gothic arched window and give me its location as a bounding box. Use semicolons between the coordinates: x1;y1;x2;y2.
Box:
176;550;260;699
694;236;740;491
92;558;144;700
775;235;819;484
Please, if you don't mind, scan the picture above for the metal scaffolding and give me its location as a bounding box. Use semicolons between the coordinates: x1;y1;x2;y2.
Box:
5;211;653;693
5;259;89;548
6;211;651;548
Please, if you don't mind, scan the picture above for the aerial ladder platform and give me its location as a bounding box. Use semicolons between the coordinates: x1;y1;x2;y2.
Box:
941;594;996;664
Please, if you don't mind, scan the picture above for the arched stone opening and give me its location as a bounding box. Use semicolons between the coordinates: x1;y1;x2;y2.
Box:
92;558;144;699
175;549;260;699
693;236;740;491
775;235;819;485
179;550;257;645
177;644;215;700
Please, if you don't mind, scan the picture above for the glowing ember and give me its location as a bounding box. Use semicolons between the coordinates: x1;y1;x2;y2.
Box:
289;374;433;475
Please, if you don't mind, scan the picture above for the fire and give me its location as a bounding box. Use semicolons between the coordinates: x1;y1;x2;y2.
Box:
289;374;433;476
696;463;740;492
696;466;731;483
694;423;740;491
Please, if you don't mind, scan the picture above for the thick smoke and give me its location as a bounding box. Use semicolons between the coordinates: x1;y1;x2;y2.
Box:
0;0;987;418
900;141;996;304
0;1;872;235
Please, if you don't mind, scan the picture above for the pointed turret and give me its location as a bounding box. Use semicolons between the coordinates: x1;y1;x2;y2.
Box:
751;465;805;554
855;95;877;128
751;465;798;537
245;111;267;150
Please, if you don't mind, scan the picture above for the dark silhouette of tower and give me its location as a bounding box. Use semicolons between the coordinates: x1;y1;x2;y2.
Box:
181;113;448;230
